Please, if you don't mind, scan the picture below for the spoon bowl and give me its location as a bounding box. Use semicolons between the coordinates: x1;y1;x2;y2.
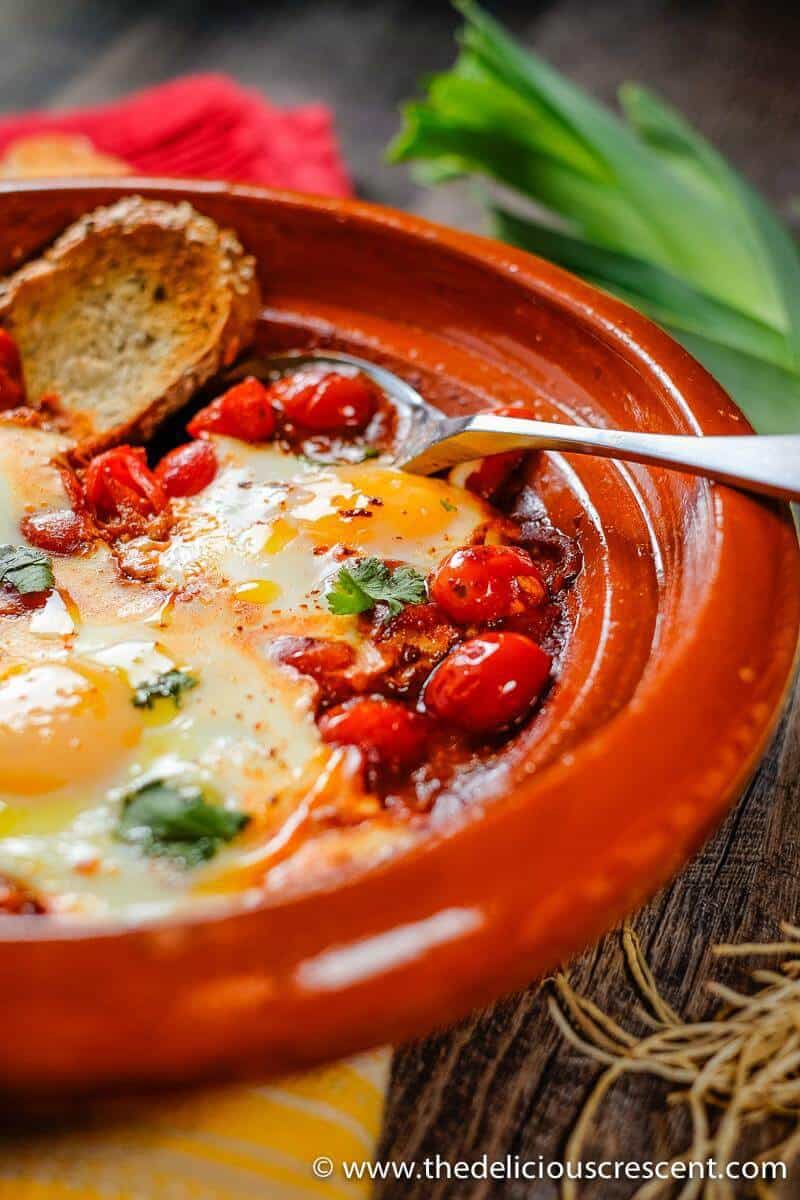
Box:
247;350;800;502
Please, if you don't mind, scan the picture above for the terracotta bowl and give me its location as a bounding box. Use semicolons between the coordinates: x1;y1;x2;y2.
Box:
0;180;798;1102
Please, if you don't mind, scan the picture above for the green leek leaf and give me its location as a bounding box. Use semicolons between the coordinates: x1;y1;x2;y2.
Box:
450;1;781;325
391;101;682;263
492;209;792;371
664;334;800;436
390;1;800;432
619;85;800;363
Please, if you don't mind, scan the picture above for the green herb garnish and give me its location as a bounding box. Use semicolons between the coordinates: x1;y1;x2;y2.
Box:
0;544;54;595
116;780;249;867
440;497;457;512
326;557;427;618
389;1;800;433
132;669;198;710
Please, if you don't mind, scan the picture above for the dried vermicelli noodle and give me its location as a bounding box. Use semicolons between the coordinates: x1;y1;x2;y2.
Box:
549;922;800;1199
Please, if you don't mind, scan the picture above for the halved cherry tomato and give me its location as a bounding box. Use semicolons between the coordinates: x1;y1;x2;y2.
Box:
83;446;167;520
187;377;276;442
421;631;550;735
270;368;377;433
319;695;428;773
430;545;545;624
155;440;217;497
21;509;90;555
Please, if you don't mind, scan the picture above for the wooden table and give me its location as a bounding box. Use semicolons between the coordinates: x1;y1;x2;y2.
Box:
4;2;799;1194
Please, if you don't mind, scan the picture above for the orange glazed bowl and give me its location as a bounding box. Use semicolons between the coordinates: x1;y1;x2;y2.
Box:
0;179;797;1102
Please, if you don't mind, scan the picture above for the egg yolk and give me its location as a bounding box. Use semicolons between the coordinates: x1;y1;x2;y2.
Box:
292;465;474;551
0;662;142;795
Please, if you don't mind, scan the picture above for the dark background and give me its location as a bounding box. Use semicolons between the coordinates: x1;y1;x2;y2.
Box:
3;3;799;1196
3;1;799;231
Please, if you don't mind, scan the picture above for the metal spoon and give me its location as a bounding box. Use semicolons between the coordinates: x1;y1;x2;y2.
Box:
250;351;800;502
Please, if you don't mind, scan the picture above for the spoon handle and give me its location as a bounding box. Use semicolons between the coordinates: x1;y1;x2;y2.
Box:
402;414;800;502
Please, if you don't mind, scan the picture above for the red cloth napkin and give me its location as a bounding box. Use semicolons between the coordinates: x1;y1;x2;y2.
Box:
0;74;351;197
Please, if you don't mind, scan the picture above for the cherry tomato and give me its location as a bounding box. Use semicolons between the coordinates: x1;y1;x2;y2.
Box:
430;545;545;624
465;452;521;499
270;368;377;433
275;636;356;706
464;405;535;499
0;369;25;411
0;330;26;411
84;446;167;519
187;377;276;442
0;329;22;380
155;440;217;497
422;632;550;734
0;586;48;618
21;509;90;555
319;695;428;773
0;874;44;915
277;636;355;677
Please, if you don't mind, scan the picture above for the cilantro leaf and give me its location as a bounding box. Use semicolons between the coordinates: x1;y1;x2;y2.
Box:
440;497;457;512
0;544;54;595
116;780;250;868
326;563;373;615
326;557;427;618
132;669;198;710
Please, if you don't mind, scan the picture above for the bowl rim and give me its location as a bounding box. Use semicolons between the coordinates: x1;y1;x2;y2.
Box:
0;174;796;935
0;178;797;1091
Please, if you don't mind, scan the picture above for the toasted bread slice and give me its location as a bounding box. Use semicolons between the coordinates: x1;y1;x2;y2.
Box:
0;196;261;456
0;134;131;179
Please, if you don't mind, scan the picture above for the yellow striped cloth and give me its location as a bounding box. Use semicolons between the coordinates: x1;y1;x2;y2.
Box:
0;1050;390;1200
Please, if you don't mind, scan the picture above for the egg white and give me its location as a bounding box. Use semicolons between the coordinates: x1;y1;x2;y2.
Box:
150;436;491;615
0;425;491;920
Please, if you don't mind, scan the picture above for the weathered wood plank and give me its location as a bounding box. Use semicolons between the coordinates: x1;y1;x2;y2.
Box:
377;674;800;1198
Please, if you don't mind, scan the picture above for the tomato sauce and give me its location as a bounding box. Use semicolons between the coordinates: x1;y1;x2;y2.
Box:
10;323;580;825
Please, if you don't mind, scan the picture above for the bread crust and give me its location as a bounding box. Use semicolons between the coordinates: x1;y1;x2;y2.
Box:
0;196;261;458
